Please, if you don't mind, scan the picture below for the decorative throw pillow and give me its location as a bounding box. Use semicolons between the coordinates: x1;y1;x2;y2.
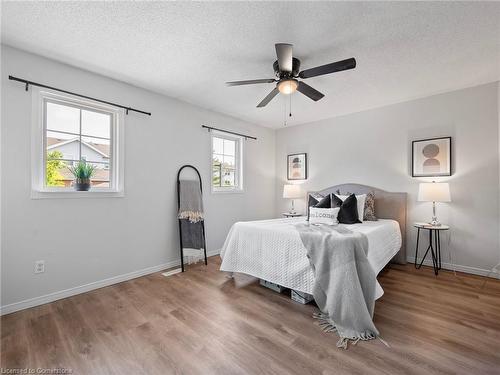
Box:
308;192;324;207
331;193;361;224
331;193;343;208
363;192;377;221
342;191;377;221
307;193;323;220
307;193;330;221
337;194;366;222
309;207;340;225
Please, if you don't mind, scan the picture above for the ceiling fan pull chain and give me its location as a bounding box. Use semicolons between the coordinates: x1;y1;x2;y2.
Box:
289;92;292;118
283;95;287;126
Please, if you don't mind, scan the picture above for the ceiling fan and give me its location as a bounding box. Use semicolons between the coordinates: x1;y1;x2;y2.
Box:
226;43;356;108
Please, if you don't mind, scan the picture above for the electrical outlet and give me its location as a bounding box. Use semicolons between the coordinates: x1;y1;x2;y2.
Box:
34;260;45;274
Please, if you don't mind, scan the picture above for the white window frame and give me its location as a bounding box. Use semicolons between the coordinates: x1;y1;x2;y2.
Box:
210;131;244;194
31;87;125;199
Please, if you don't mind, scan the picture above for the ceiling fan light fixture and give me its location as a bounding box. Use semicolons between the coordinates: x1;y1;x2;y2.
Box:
227;43;355;107
277;79;298;95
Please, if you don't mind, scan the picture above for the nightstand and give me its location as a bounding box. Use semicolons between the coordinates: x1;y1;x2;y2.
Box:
414;222;450;275
282;212;303;218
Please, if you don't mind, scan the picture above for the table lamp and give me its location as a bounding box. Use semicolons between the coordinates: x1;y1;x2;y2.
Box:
283;184;302;214
418;182;451;226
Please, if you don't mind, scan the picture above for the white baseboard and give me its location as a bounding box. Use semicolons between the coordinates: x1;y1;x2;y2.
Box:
407;256;500;279
207;249;221;257
0;249;221;316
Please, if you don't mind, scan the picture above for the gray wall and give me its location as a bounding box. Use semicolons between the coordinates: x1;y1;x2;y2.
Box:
275;82;500;274
2;45;499;313
1;46;276;309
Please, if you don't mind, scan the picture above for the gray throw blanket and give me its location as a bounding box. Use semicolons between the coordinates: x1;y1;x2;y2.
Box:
178;180;204;223
180;220;204;250
178;180;204;250
295;223;379;349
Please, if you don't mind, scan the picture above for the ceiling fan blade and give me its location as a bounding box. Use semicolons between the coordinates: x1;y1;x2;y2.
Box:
275;43;293;72
226;78;275;86
297;81;324;101
257;87;279;107
299;58;356;79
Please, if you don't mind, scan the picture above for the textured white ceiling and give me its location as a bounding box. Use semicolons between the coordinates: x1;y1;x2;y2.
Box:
2;2;499;128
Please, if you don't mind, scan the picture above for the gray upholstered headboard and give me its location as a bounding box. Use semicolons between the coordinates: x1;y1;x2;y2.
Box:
313;183;407;264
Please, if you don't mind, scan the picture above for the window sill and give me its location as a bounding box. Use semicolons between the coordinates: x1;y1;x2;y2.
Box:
211;188;244;195
31;189;124;199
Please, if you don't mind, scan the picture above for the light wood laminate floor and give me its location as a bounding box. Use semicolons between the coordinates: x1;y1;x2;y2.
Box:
1;257;500;374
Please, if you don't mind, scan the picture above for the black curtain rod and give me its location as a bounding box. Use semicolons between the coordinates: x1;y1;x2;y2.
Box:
8;75;151;116
201;125;257;140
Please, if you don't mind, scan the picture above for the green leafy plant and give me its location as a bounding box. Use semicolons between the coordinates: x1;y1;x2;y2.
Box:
68;161;96;180
212;163;221;187
46;151;66;186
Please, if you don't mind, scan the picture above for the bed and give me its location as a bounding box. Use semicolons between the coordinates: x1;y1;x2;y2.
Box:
220;184;407;299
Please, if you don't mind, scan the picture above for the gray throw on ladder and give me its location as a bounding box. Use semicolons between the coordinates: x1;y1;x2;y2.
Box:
178;180;204;249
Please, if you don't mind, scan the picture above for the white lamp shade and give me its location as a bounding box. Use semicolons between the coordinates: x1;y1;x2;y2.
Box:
418;182;451;202
283;184;302;199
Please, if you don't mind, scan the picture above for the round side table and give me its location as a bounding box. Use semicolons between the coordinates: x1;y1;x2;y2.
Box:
282;212;303;218
413;223;450;276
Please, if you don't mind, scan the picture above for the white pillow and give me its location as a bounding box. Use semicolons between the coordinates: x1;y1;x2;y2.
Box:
338;194;366;222
309;207;340;225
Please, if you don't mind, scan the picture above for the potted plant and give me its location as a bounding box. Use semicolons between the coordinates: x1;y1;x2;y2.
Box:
69;161;96;191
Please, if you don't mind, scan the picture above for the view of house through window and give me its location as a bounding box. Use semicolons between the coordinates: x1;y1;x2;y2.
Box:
212;134;242;191
45;101;112;188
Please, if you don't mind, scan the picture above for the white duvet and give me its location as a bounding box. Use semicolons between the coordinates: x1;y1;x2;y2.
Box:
220;217;402;299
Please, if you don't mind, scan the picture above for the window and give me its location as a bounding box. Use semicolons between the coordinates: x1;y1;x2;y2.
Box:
211;132;243;192
32;89;124;198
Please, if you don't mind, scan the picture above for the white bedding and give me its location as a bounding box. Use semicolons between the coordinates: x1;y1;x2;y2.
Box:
220;217;402;299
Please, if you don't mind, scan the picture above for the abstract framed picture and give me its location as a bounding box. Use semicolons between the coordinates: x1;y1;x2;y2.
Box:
412;137;451;177
287;153;307;180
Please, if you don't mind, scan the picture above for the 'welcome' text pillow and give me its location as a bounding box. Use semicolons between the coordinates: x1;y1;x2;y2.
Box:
309;207;340;225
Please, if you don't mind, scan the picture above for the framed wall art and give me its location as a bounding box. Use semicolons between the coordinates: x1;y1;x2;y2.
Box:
412;137;451;177
287;153;307;180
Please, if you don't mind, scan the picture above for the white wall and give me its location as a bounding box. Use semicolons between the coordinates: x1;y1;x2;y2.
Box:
0;46;276;311
275;83;500;274
2;45;499;314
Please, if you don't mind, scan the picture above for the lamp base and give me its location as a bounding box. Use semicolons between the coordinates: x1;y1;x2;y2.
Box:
429;217;441;226
428;202;441;226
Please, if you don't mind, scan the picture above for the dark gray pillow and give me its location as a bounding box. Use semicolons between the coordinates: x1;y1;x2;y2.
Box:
332;193;361;224
337;190;377;221
307;193;330;221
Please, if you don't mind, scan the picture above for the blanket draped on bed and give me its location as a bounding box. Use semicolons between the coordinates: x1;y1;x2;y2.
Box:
295;223;379;349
